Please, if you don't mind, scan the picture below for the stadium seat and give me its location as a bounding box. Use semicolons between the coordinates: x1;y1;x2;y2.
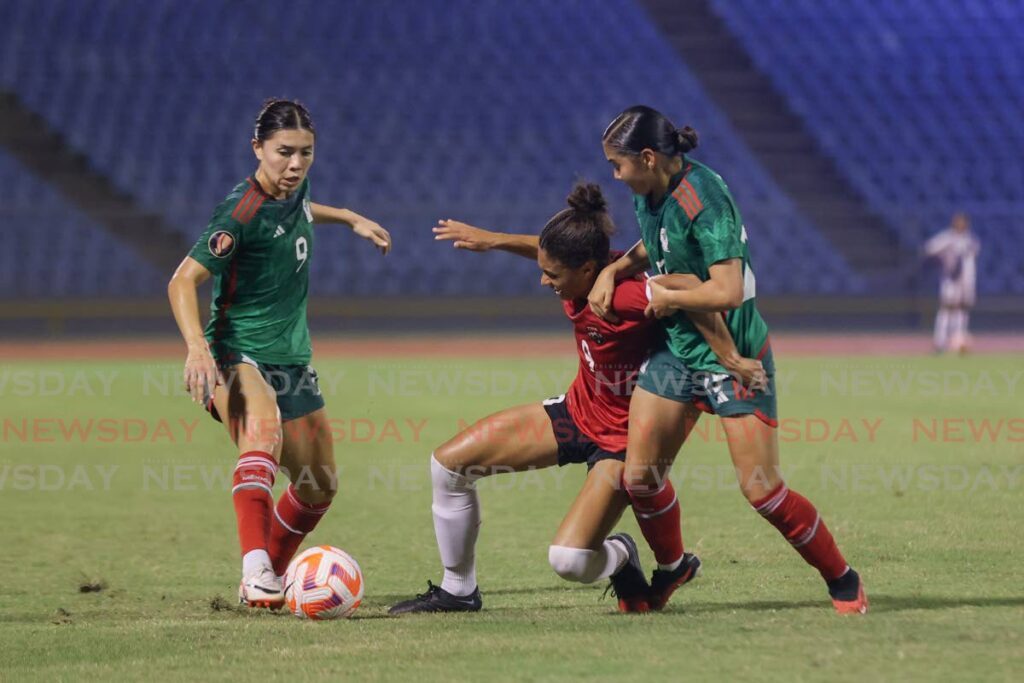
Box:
0;0;884;295
712;0;1024;293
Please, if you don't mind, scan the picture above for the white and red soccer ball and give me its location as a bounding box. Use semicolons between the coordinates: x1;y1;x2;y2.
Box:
284;545;364;620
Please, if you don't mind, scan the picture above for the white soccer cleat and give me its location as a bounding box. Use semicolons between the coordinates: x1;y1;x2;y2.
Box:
238;566;285;609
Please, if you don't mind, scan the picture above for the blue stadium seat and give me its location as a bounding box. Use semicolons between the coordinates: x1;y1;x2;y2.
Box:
2;0;871;296
0;149;163;298
713;0;1024;294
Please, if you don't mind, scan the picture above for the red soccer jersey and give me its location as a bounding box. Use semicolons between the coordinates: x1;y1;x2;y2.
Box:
562;277;659;453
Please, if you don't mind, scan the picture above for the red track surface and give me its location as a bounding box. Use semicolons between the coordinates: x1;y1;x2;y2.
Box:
1;333;1022;360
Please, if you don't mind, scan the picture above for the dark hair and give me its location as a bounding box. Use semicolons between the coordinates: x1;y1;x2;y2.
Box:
602;105;698;157
254;98;315;142
538;183;615;269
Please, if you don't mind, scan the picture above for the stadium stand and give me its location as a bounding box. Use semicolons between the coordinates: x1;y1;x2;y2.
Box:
0;0;861;297
711;0;1024;294
0;148;163;297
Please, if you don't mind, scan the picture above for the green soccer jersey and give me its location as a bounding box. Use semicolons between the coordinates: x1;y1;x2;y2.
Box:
188;176;315;365
633;159;770;373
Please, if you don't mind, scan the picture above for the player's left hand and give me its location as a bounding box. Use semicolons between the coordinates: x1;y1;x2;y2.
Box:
644;277;676;318
352;218;392;255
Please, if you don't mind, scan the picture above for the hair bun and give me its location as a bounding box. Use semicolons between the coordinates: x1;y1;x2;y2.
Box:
675;126;699;153
566;182;608;216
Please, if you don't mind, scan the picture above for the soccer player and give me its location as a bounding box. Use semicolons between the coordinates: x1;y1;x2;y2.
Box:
167;99;392;608
389;183;764;615
590;105;868;614
923;212;980;353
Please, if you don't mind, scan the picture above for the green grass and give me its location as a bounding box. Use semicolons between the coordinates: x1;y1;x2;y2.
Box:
1;351;1022;681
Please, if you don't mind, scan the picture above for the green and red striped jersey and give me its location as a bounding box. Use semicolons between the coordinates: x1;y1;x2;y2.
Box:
188;176;315;365
632;158;770;373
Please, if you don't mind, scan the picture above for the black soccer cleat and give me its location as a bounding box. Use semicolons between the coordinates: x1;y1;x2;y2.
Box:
648;552;702;611
388;581;482;615
606;533;651;613
828;568;868;614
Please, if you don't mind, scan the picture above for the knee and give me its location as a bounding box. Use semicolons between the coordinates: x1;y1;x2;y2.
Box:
234;410;282;453
622;462;668;492
433;443;460;472
547;545;598;584
431;452;478;494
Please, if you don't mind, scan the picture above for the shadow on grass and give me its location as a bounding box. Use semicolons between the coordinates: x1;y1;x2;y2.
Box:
672;594;1024;615
370;585;570;604
859;595;1024;613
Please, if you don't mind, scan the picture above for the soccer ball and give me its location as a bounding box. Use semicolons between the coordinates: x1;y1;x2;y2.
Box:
284;545;364;620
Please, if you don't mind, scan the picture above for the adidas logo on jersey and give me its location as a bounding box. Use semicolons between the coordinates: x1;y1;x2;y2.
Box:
273;225;285;238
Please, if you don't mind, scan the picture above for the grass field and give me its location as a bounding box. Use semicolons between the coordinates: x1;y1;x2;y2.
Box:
1;341;1022;681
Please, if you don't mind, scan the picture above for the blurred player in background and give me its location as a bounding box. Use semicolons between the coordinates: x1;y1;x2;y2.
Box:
923;212;980;353
591;105;867;614
167;99;392;608
390;184;762;615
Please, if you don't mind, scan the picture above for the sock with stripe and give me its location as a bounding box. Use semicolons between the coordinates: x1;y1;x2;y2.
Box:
269;485;332;576
751;482;848;581
624;477;684;570
232;450;277;574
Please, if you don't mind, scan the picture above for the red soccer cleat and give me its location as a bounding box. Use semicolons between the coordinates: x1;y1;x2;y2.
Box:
648;553;701;611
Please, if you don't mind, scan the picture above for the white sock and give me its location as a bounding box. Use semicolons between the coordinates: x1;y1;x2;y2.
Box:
547;539;628;584
950;309;969;347
242;549;272;577
933;307;951;350
431;454;481;596
658;555;684;572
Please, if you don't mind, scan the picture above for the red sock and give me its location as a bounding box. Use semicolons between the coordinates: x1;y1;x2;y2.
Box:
752;483;848;581
231;450;277;556
624;477;685;566
268;485;332;575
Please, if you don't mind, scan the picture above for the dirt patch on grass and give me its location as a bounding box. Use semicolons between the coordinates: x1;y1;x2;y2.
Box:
78;577;107;593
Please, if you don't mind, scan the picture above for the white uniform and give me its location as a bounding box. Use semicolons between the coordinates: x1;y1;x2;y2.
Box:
924;227;981;351
924;228;980;307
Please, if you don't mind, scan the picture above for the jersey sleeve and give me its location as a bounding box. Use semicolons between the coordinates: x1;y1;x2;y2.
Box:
611;278;651;322
188;199;245;275
923;230;951;257
692;184;744;268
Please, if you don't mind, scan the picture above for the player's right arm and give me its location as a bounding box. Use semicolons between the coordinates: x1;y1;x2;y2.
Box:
169;199;243;403
588;240;649;323
168;257;220;403
433;219;539;259
922;230;950;258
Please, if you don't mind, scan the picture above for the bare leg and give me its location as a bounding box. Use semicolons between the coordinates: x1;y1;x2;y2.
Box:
266;409;337;574
622;387;701;489
552;459;629;550
546;459;634;586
